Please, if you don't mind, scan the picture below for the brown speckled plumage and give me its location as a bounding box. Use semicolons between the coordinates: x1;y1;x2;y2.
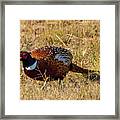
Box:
20;46;100;81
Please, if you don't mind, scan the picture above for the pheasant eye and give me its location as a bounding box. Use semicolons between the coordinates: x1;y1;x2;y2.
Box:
23;53;26;56
20;52;28;60
23;53;28;58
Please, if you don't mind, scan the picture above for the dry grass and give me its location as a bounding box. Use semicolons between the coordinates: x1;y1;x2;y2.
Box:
20;20;100;100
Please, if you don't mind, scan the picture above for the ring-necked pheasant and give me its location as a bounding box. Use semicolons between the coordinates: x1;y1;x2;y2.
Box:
20;46;100;81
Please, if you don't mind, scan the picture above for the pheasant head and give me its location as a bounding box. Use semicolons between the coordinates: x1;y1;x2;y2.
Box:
20;51;36;68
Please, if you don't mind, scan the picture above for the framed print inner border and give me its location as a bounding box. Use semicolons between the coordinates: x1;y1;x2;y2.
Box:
0;0;119;119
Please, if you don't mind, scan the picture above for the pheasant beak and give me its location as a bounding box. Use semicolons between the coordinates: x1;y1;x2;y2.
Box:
20;56;22;61
20;52;23;61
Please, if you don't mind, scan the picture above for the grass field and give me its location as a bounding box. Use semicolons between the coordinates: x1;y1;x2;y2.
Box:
20;20;100;100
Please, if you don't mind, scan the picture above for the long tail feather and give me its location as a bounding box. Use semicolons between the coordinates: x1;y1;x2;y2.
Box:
70;63;100;81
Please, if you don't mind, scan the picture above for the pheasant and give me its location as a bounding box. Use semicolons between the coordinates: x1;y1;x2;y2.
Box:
20;46;100;81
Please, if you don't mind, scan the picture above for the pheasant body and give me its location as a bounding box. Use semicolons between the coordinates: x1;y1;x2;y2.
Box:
21;46;73;80
20;46;100;81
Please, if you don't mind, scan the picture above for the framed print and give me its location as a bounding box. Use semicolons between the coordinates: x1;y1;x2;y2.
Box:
0;0;119;119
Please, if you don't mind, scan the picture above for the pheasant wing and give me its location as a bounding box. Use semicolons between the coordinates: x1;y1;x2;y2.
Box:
31;46;73;66
53;47;73;66
31;46;53;60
